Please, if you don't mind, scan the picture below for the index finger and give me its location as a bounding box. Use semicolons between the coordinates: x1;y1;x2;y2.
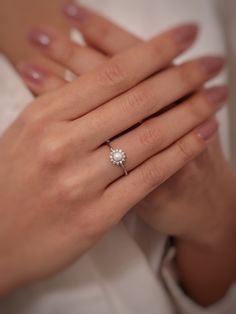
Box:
63;2;140;55
52;23;198;120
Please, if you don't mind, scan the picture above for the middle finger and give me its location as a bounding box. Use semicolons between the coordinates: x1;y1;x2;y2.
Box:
71;56;224;149
37;23;198;120
85;86;227;185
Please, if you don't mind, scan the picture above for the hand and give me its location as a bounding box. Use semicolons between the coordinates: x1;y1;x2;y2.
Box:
0;22;224;295
18;4;236;305
19;3;233;248
0;0;69;70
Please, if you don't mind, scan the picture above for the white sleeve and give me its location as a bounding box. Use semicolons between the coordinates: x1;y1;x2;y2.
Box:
161;248;236;314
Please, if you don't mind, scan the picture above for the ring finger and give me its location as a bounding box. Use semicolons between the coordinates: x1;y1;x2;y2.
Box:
88;86;227;185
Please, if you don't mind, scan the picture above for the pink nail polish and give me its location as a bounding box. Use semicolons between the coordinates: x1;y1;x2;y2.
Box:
63;3;88;22
205;86;229;106
18;64;47;83
196;120;218;141
29;30;52;48
200;57;225;76
174;24;198;44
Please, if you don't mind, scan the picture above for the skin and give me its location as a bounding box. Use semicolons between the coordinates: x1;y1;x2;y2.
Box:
18;4;236;306
0;0;69;73
0;20;225;296
0;0;236;307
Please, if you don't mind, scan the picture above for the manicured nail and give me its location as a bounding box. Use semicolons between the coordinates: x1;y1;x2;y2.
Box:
63;3;88;22
18;64;47;83
206;86;229;106
29;29;52;48
196;119;218;141
200;57;225;76
174;24;198;44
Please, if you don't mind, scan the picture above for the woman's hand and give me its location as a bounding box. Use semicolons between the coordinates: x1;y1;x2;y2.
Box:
19;3;234;248
0;0;70;71
18;3;236;305
0;22;224;296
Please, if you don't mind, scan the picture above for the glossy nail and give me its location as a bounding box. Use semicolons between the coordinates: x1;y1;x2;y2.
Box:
63;3;88;22
206;86;229;106
200;57;225;76
18;64;47;83
196;119;218;141
174;24;198;44
29;30;52;48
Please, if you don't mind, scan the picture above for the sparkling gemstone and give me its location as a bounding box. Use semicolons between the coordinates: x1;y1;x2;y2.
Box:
113;152;123;162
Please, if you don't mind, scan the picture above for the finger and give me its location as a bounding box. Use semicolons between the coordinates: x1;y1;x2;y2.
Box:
63;2;141;55
87;86;227;185
29;27;107;75
102;119;218;222
46;23;198;120
17;63;66;95
74;56;225;148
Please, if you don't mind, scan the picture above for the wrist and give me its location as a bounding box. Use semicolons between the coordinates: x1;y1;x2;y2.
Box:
0;259;23;298
175;237;236;306
0;270;17;298
179;162;236;249
175;165;236;305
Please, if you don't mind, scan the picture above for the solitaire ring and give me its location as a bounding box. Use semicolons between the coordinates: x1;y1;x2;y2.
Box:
106;140;128;176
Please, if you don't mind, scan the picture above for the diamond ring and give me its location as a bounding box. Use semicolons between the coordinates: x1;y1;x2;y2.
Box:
107;141;128;176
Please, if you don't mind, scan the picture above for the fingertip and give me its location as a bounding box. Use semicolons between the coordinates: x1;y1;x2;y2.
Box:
63;2;89;23
28;28;53;50
17;63;48;84
205;85;229;106
173;23;199;45
200;56;226;77
195;118;218;142
17;62;66;95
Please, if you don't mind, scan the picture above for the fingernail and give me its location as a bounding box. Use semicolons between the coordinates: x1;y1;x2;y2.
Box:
206;86;229;106
196;119;218;141
18;64;47;83
200;57;225;76
29;29;52;48
63;3;88;22
174;24;198;44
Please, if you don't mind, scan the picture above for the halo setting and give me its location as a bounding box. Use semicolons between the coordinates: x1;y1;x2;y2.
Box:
110;149;126;166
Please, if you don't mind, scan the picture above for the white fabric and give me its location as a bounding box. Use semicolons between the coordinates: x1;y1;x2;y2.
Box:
0;1;236;313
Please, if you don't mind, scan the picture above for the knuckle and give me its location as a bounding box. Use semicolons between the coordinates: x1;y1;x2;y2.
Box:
121;88;148;115
138;121;163;150
176;139;193;162
52;176;79;204
99;59;128;88
141;161;165;189
38;137;65;167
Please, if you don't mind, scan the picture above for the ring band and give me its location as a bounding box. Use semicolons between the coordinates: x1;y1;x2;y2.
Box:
107;140;128;176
